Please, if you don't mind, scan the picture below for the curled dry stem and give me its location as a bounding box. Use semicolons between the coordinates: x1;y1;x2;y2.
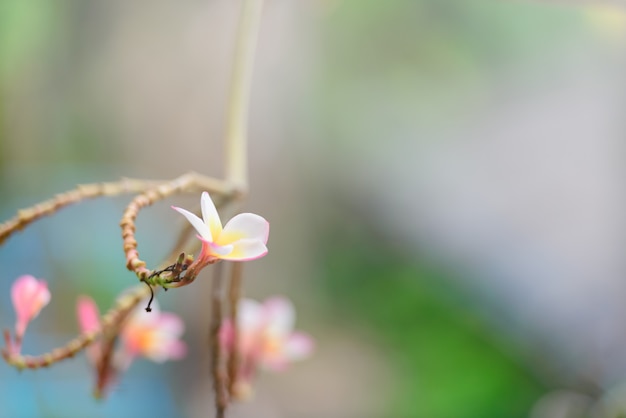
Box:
1;171;242;371
120;172;239;283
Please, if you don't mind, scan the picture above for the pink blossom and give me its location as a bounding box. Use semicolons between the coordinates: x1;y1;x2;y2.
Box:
119;301;187;363
172;192;269;263
221;297;314;400
76;295;186;397
11;275;50;340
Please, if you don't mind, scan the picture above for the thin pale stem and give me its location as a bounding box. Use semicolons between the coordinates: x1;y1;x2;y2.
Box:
210;262;228;418
224;0;264;191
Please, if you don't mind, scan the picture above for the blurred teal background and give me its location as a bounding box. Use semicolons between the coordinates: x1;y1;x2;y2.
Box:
2;1;626;417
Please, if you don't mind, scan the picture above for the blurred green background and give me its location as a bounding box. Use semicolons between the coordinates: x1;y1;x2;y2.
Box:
2;1;626;417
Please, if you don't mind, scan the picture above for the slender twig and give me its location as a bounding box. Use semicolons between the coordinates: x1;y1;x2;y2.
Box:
227;262;244;396
120;172;237;282
0;178;160;245
210;262;228;418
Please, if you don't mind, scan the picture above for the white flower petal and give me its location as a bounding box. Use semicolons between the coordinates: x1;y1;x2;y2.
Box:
263;297;295;336
121;300;187;363
201;192;223;239
158;340;187;360
218;239;267;261
284;333;314;361
209;242;234;256
221;213;269;245
238;298;264;333
172;206;212;241
153;313;184;338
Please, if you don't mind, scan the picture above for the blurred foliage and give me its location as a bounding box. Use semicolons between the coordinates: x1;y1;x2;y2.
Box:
323;0;586;79
317;0;592;150
0;0;57;80
317;202;546;417
0;0;121;166
313;6;603;412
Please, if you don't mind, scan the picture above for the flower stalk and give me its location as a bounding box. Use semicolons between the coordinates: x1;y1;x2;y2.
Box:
211;262;229;418
227;262;244;396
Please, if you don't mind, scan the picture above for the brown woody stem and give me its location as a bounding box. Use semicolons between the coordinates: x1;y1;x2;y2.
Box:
0;178;160;246
227;262;244;396
211;262;229;418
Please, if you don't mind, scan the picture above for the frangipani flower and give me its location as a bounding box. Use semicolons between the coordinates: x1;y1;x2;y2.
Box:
119;301;187;363
220;297;314;400
172;192;269;262
76;296;186;397
11;275;50;341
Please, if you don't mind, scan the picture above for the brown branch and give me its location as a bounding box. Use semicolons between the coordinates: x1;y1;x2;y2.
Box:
227;262;244;396
210;262;229;418
0;178;161;246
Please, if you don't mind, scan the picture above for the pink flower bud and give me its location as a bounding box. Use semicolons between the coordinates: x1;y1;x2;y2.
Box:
76;296;103;366
11;275;51;339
